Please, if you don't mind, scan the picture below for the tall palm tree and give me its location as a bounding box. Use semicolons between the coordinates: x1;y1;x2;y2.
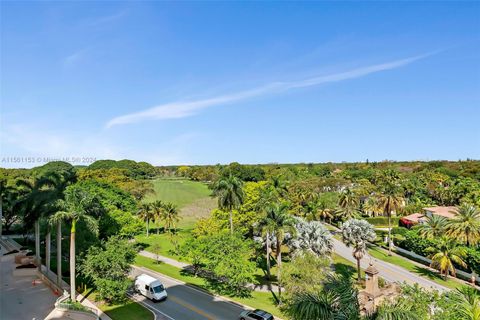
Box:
363;197;382;217
161;202;179;234
254;186;279;280
213;175;244;234
337;188;360;221
50;187;100;302
416;214;447;239
427;237;467;280
264;202;296;300
257;213;276;280
137;203;154;237
447;204;480;247
375;188;404;255
269;175;288;198
339;188;359;210
16;174;56;270
341;219;376;282
316;204;334;224
151;200;165;234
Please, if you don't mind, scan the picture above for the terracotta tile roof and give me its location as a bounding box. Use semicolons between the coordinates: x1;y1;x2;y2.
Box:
402;213;425;223
423;206;458;219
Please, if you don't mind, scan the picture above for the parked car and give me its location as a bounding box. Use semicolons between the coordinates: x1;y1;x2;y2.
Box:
239;309;274;320
134;273;167;301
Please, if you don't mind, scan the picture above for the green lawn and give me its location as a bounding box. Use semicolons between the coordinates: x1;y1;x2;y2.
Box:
332;253;365;281
135;232;189;262
144;179;212;208
143;179;217;229
134;255;285;319
87;291;154;320
367;245;465;290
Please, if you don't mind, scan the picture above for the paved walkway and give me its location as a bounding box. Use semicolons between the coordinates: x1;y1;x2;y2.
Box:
331;237;449;292
139;250;279;292
0;243;57;320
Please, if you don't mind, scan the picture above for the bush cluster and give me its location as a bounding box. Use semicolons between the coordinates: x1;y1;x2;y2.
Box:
395;230;480;274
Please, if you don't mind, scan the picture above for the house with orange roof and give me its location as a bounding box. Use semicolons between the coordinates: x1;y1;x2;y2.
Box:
399;206;458;228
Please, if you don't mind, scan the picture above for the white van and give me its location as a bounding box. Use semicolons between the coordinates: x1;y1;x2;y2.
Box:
135;274;168;301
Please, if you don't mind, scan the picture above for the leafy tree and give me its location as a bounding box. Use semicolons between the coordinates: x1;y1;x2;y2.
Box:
50;185;102;302
341;219;376;282
280;252;329;300
289;219;333;257
415;214;447;239
427;237;467;280
447;204;480;247
187;232;256;296
213;175;244;234
80;237;136;303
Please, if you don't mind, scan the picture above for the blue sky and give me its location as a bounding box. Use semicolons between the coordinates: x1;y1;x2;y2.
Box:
1;2;479;168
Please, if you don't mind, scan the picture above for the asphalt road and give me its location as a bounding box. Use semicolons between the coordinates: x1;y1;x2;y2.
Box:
331;237;448;292
130;265;249;320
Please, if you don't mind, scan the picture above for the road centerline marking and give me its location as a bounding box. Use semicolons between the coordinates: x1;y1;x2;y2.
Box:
169;296;215;320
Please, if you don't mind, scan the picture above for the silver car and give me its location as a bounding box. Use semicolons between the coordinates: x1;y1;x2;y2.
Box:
239;309;274;320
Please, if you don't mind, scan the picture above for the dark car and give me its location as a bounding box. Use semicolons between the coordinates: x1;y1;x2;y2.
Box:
239;309;274;320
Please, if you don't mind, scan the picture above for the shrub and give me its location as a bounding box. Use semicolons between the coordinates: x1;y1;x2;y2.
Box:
391;227;409;236
365;217;400;226
464;247;480;275
395;230;480;274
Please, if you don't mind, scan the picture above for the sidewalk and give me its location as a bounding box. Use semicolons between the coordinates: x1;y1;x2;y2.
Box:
139;250;279;292
0;243;57;320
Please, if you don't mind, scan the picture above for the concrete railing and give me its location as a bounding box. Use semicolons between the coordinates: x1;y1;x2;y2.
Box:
54;291;99;319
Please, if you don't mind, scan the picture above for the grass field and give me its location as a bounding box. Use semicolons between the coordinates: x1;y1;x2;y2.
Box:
144;179;216;229
144;179;213;208
136;232;189;262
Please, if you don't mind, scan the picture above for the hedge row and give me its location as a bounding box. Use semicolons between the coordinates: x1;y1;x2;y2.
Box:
395;230;480;274
365;216;400;226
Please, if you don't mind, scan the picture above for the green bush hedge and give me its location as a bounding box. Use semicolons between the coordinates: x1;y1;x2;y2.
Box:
365;217;400;226
395;230;480;274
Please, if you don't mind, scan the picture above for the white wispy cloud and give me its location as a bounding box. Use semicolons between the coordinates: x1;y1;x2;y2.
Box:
63;48;89;67
106;53;432;128
84;10;127;27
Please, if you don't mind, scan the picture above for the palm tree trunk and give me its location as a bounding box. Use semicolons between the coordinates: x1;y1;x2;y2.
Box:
35;220;41;271
57;221;62;286
266;232;271;280
70;219;77;302
46;229;51;277
387;212;392;256
0;195;3;237
276;236;282;302
357;258;361;282
146;218;149;237
229;210;233;234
